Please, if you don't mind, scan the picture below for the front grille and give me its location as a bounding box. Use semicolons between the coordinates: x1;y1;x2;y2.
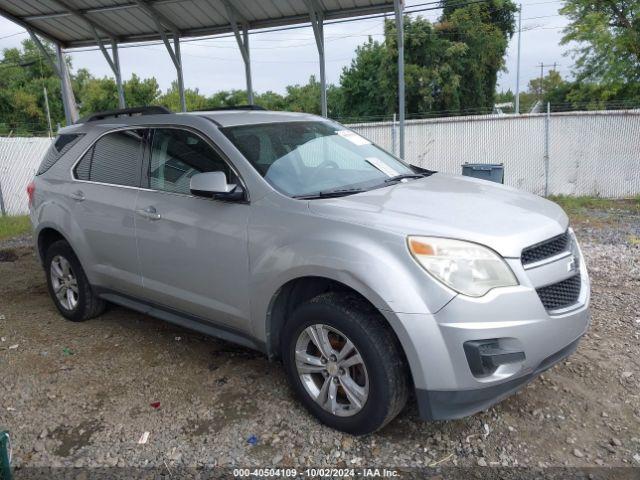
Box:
536;274;581;311
521;231;570;265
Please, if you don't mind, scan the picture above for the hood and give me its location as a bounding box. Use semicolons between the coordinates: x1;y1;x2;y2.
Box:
308;173;568;258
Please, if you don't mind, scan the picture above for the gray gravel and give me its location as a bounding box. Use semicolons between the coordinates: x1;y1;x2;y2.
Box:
0;210;639;471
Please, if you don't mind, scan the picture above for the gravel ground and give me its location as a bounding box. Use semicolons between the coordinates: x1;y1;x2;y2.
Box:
0;210;639;474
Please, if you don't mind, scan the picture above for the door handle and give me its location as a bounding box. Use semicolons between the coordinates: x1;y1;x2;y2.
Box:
70;190;85;202
136;206;161;221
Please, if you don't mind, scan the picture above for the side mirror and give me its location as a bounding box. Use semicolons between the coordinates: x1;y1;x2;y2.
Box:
190;172;244;201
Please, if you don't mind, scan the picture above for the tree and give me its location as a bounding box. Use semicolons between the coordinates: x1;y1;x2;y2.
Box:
560;0;640;102
339;0;516;118
0;39;65;134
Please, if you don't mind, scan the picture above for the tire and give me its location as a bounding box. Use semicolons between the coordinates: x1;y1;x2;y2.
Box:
281;292;410;435
44;239;106;322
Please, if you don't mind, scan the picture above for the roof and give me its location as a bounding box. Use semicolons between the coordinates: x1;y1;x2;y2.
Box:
60;109;324;134
189;109;321;127
0;0;395;49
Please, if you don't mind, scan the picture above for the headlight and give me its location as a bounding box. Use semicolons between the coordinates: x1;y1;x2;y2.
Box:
408;236;518;297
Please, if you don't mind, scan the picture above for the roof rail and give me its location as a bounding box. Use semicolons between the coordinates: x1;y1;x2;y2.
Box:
78;106;172;123
200;105;266;112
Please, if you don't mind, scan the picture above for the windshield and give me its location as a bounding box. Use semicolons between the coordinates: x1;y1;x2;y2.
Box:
221;121;415;198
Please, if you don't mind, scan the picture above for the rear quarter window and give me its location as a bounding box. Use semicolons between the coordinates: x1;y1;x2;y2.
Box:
36;134;84;175
73;129;144;187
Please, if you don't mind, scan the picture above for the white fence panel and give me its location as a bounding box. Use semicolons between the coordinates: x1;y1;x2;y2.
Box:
0;111;639;217
351;110;640;198
0;137;51;215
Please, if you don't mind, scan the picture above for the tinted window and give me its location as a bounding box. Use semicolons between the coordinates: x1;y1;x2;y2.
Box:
148;128;236;195
73;130;144;187
37;134;84;175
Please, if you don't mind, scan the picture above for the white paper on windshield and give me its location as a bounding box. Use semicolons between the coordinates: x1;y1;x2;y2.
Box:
336;130;370;146
366;157;400;177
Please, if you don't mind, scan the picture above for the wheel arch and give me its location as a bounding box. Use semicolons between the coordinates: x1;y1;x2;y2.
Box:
264;276;411;376
36;226;70;263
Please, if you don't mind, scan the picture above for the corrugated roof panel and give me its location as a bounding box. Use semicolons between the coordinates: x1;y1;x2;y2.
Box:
89;10;153;37
33;16;92;42
0;0;394;47
160;2;209;29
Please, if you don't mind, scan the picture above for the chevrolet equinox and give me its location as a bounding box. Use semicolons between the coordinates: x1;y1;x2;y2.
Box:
29;106;590;434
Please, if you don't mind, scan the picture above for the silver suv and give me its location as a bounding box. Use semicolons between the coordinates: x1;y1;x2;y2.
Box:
29;106;590;434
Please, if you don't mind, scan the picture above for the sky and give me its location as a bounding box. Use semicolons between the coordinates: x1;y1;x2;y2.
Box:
0;0;573;100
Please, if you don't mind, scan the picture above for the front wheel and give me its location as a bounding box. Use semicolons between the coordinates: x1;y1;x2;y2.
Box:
281;292;409;435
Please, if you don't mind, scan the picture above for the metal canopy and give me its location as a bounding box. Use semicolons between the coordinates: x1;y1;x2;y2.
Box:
0;0;406;157
0;0;394;48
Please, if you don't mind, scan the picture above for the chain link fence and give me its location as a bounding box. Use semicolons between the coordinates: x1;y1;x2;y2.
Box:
0;137;52;216
0;109;639;216
350;109;640;198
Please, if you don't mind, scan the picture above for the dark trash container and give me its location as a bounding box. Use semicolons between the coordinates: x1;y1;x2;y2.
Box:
461;163;504;184
0;430;11;480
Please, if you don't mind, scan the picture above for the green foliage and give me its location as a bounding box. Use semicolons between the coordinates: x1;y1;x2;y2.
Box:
0;39;65;135
560;0;640;103
340;0;516;118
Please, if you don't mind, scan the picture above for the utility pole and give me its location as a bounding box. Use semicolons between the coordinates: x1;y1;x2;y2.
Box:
515;4;522;114
539;61;544;98
537;62;559;99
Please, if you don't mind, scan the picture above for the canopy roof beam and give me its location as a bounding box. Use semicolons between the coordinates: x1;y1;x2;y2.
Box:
138;1;185;111
50;0;118;39
222;0;253;104
92;36;126;108
134;0;180;34
304;0;327;117
47;0;125;108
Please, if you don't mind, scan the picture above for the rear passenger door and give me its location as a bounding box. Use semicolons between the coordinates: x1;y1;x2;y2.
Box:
134;127;251;332
71;128;145;295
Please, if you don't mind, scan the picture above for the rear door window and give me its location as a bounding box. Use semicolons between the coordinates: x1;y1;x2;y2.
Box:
37;134;84;175
73;129;145;187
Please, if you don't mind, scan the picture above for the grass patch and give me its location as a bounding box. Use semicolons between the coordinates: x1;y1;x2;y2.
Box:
0;215;32;240
548;195;640;214
547;195;640;226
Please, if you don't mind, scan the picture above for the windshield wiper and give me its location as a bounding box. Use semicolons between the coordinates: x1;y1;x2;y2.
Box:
294;188;365;199
383;173;428;184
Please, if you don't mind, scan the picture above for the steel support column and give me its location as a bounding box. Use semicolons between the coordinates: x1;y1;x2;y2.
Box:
29;29;78;125
223;0;253;104
112;41;125;108
394;0;405;159
174;34;186;112
242;26;254;104
56;44;78;123
305;0;327;117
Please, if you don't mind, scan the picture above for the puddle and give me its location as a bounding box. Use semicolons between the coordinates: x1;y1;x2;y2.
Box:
50;419;103;457
0;249;18;262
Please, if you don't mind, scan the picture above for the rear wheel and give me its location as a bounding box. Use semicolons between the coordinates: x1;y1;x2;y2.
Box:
44;240;106;322
281;292;409;435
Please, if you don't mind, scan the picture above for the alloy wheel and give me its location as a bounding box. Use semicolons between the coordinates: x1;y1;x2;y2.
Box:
295;324;369;417
50;255;79;310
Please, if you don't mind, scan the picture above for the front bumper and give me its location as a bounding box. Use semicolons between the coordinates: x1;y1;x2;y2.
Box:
384;235;591;420
415;334;582;420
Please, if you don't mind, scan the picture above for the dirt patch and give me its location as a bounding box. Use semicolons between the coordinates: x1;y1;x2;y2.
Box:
0;248;18;262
